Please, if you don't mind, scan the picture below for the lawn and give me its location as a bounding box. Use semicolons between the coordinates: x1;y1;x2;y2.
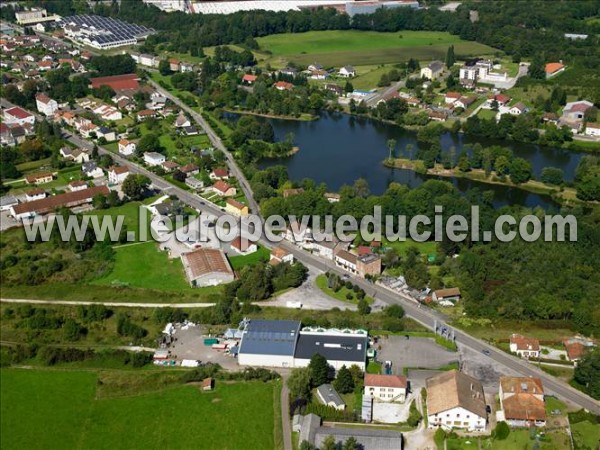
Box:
367;361;381;374
8;165;83;195
256;30;497;68
87;200;151;239
228;245;270;269
382;238;438;258
1;368;280;450
571;419;600;450
477;108;497;120
93;241;199;291
443;429;570;450
315;274;374;304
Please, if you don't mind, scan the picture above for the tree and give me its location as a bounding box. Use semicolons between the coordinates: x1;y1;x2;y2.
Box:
385;304;405;319
342;436;359;450
577;166;600;201
492;421;510;440
172;169;187;183
299;441;315;450
309;353;330;386
386;138;397;160
353;178;370;198
445;45;455;69
288;367;312;399
509;157;532;184
321;435;337;450
540;167;564;185
158;59;171;76
344;81;354;94
333;365;355;394
136;133;161;156
573;350;600;399
122;174;150;200
528;56;546;80
357;298;371;315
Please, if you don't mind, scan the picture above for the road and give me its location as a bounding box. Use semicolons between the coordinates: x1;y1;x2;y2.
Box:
2;102;598;414
146;78;260;214
365;80;405;108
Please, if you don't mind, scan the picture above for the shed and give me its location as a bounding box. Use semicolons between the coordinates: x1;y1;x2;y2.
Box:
202;377;213;391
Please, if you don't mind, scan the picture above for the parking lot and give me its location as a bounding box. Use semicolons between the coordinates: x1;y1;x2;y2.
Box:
164;324;239;370
376;335;459;376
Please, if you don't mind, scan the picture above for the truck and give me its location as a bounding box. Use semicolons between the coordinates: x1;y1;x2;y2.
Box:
203;338;219;346
286;301;303;309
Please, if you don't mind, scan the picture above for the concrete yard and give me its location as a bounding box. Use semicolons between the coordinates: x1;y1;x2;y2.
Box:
166;324;239;370
372;394;413;424
376;335;458;375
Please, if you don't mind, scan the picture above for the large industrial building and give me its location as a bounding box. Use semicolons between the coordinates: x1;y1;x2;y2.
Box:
237;320;368;370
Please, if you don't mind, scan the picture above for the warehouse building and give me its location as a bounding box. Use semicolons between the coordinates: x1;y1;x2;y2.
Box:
237;320;301;368
237;321;368;371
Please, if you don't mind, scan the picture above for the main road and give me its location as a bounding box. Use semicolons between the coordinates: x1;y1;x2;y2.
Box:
2;99;598;414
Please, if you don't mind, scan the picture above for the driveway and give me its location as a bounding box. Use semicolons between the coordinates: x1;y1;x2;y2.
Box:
262;267;358;311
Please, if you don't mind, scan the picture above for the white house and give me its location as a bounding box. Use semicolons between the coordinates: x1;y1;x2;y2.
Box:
338;65;356;78
25;188;47;202
270;246;294;264
230;236;257;255
509;102;528;115
118;138;136;156
509;334;540;359
420;61;444;80
312;240;338;260
426;370;487;431
364;374;408;403
334;250;358;274
93;104;122;121
108;166;130;184
432;288;461;303
316;384;346;410
82;161;104;178
585;123;600;137
144;152;166;166
35;93;58;116
3;106;36;126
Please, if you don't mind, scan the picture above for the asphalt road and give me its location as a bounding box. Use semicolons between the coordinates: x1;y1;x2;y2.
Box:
2;100;598;414
145;78;260;214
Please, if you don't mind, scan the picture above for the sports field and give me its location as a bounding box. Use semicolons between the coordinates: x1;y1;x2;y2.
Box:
256;30;497;67
1;368;280;450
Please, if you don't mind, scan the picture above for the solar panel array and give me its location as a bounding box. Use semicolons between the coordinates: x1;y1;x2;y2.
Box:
59;15;154;48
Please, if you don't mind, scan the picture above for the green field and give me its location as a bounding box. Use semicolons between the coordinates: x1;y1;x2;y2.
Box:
229;245;270;269
93;241;199;291
256;30;498;68
1;369;279;450
315;274;374;305
477;108;498;120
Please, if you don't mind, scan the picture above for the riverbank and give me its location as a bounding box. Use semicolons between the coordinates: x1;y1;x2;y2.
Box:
383;157;584;205
223;108;318;122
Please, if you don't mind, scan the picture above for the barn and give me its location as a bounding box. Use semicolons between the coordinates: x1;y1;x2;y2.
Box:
237;320;301;368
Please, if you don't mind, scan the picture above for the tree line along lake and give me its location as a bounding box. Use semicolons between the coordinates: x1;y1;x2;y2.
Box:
243;112;586;210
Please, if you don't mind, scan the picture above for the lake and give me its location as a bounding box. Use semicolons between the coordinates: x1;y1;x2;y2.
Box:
234;112;583;209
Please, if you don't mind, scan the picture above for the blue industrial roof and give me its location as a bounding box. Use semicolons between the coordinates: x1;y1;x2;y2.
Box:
238;320;301;356
294;332;367;363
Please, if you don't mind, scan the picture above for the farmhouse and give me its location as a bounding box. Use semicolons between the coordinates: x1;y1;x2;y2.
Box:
35;93;58;116
118;138;136;156
180;248;234;287
509;334;540;359
25;172;53;185
144;152;166;166
108;166;129;184
364;374;408;403
432;288;461;303
426;370;487;431
10;186;110;220
316;384;345;410
498;377;546;428
420;61;444;80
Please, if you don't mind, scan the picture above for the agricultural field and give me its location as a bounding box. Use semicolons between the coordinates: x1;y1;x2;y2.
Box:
1;368;280;450
255;30;498;68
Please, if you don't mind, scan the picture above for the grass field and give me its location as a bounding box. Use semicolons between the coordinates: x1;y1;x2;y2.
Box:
256;30;498;68
571;419;600;450
229;245;270;269
443;429;570;450
477;108;497;120
1;368;280;450
93;241;199;291
315;274;374;305
382;238;438;258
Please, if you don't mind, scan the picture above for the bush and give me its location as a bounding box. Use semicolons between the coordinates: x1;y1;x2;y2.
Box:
492;421;510;440
406;400;422;427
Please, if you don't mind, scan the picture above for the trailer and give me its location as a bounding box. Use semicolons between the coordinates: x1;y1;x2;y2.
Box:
203;338;219;346
211;343;228;351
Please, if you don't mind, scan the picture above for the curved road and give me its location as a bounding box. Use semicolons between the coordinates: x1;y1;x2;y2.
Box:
2;100;598;414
